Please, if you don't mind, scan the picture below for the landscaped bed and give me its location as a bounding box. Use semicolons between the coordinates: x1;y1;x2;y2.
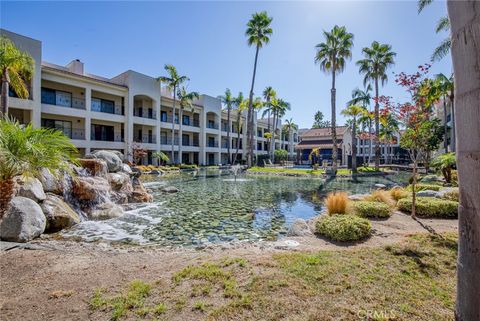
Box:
246;166;390;177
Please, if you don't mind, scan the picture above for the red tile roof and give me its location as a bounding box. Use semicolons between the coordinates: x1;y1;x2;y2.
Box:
300;126;348;138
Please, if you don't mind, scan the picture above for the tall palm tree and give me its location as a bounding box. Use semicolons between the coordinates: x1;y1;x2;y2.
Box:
0;36;35;117
262;86;276;132
447;1;480;318
315;25;354;173
341;105;365;172
0;117;78;218
283;118;298;157
348;85;372;165
358;110;375;164
232;92;245;164
269;98;290;162
219;89;235;164
177;87;199;164
357;41;396;170
157;64;189;164
434;73;455;152
245;11;273;167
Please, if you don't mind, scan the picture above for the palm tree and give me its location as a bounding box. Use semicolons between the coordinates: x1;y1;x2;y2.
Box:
447;1;480;318
262;86;276;156
315;25;354;173
0;36;35;117
418;0;451;61
283;118;298;158
358;110;375;164
379;111;399;164
431;152;455;183
245;11;273;167
152;151;170;166
434;73;455;152
269;98;290;162
157;64;189;164
177;87;199;164
357;41;396;171
232;92;246;164
0;117;78;218
219;89;235;164
341;105;365;172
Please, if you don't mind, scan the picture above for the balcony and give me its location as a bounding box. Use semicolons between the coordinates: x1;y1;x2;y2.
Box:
207;122;219;130
221;141;230;148
91;99;123;115
91;134;124;142
182;139;200;147
134;135;157;144
134;108;157;119
221;124;230;132
41;94;85;110
160;137;179;145
45;127;85;140
207;141;219;148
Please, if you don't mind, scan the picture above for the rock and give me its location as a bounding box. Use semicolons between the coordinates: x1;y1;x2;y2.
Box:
420;175;444;183
120;164;133;175
374;183;387;189
78;159;108;177
348;194;368;201
72;176;110;202
111;151;125;161
436;187;458;199
416;190;438;197
287;219;313;237
150;170;161;175
131;167;142;178
89;203;124;220
40;193;80;232
92;150;123;173
0;197;46;242
13;176;46;202
107;173;130;191
37;168;63;194
129;190;153;203
162;186;179;193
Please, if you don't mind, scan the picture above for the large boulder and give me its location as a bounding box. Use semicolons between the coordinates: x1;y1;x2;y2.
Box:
287;219;313;237
89;203;124;220
417;190;438;198
37;168;64;194
41;193;81;233
78;159;108;177
14;176;46;202
72;176;110;202
120;164;133;175
129;177;153;203
107;173;130;191
92;150;123;173
0;197;46;242
162;186;179;193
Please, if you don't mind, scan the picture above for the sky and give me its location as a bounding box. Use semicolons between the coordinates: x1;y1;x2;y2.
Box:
1;1;451;128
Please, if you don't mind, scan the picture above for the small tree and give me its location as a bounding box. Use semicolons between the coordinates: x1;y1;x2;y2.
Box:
152;151;170;166
274;149;288;163
312;111;331;128
431;152;456;183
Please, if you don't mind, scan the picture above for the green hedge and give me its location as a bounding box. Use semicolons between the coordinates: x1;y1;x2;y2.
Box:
406;184;442;192
442;190;459;202
397;197;458;218
315;215;372;242
354;201;392;218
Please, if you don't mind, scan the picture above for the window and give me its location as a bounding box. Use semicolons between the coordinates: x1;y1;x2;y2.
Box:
41;88;56;105
42;119;72;138
182;134;190;146
161;111;168;122
92;98;115;113
183;115;190;126
91;124;114;141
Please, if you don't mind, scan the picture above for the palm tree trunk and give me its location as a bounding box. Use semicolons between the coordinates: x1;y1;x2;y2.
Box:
447;2;480;319
171;86;177;164
246;45;260;167
233;111;241;164
352;117;357;172
0;178;14;219
227;107;231;164
368;119;373;165
178;107;183;164
443;94;449;152
374;77;380;171
1;70;10;117
331;67;338;173
450;94;456;153
271;111;277;162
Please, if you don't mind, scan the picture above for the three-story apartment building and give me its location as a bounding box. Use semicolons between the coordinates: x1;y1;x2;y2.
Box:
1;29;297;165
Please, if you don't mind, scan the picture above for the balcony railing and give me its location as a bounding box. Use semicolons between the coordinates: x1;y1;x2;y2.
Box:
134;135;157;144
221;142;230;148
221;124;230;132
91;134;124;142
91;104;124;115
160;137;179;145
207;141;219;148
134;108;157;119
42;96;86;109
182;139;200;147
48;127;85;140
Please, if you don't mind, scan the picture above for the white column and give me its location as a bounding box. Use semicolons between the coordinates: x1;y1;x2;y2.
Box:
155;97;161;154
126;94;134;162
199;110;206;165
84;87;91;154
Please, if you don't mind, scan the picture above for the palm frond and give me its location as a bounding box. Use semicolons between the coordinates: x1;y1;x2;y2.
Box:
435;16;450;33
418;0;434;13
431;37;451;62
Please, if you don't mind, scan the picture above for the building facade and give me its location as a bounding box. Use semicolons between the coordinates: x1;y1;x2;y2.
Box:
1;29;297;166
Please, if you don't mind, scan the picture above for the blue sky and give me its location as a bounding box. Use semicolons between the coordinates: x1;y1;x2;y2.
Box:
1;1;451;128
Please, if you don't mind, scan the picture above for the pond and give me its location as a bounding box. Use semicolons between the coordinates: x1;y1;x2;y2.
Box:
63;169;410;246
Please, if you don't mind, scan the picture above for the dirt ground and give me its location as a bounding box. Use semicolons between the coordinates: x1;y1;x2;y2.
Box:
0;211;457;321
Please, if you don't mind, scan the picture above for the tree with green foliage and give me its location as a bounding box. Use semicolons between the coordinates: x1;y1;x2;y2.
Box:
315;25;354;174
357;41;396;171
152;151;170;166
245;11;273;167
312;111;331;128
418;0;451;61
434;73;455;152
219;88;235;164
0;118;78;217
177;87;199;164
379;110;400;164
0;36;35;117
283;118;298;156
261;86;276;156
431;152;456;183
157;65;189;164
269;97;290;162
232;92;246;164
341;105;365;172
274;149;288;163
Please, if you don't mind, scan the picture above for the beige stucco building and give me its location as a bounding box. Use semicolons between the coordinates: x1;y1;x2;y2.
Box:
1;29;297;165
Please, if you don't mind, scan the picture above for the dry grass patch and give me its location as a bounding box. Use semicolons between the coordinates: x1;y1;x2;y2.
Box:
325;191;350;215
364;189;396;207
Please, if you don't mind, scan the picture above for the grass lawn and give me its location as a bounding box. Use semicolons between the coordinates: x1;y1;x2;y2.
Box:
247;166;386;176
90;233;457;321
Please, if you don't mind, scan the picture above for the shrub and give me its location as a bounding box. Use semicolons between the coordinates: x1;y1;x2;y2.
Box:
324;192;349;215
406;184;442;192
397;197;458;218
442;189;459;202
179;164;197;170
354;201;392;218
274;149;288;162
390;187;409;201
364;190;395;207
315;214;372;242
